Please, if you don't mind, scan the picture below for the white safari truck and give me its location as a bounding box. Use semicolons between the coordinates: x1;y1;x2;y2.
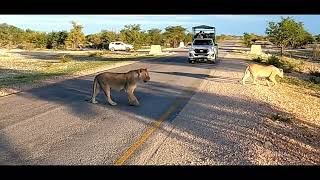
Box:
188;25;218;64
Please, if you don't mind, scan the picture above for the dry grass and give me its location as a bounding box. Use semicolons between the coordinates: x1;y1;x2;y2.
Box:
226;52;320;126
242;52;320;91
0;49;162;90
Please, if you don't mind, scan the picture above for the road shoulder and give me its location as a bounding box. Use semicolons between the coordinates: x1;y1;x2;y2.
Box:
130;55;320;165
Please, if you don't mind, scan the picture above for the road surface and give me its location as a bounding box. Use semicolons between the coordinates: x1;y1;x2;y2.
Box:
0;48;226;165
2;42;319;165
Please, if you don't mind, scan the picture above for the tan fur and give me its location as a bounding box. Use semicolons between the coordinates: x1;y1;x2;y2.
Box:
90;68;150;106
241;64;284;86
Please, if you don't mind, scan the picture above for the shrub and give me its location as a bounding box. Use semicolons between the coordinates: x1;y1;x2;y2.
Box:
252;56;263;63
266;55;298;73
308;66;320;84
266;55;282;68
309;77;320;84
308;66;320;77
282;64;295;73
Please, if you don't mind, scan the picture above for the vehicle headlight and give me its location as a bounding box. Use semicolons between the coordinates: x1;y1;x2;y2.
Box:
209;48;215;53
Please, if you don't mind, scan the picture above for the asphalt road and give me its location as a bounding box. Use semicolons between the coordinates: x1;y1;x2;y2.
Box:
0;50;226;165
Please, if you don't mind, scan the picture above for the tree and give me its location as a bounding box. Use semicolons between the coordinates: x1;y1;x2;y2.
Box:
183;32;193;45
85;33;102;49
266;17;313;56
47;31;68;49
314;34;320;43
24;30;48;49
119;24;142;49
100;30;117;49
0;23;26;48
242;33;265;47
147;28;162;45
163;26;186;48
65;21;85;49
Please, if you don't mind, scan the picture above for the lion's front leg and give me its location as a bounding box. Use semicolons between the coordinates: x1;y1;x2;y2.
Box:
127;88;139;106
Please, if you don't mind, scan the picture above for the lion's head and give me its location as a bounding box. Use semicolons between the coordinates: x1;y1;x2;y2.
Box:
278;68;284;78
138;68;150;82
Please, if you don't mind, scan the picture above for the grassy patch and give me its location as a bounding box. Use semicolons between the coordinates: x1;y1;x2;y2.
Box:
281;76;320;92
245;52;320;91
0;51;165;88
0;60;118;87
0;72;64;87
308;66;320;77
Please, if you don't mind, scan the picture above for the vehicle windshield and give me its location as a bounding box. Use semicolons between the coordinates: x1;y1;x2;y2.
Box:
193;40;213;45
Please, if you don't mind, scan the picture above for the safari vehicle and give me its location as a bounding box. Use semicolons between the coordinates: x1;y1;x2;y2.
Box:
188;25;218;63
109;41;133;51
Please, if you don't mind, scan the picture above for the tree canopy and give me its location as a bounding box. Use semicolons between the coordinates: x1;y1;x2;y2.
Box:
266;17;313;55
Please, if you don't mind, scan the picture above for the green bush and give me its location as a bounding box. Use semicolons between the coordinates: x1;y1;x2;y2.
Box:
265;55;298;73
282;64;295;73
309;76;320;84
252;56;263;63
266;55;282;67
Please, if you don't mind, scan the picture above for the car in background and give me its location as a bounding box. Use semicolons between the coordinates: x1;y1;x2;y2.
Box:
109;41;133;51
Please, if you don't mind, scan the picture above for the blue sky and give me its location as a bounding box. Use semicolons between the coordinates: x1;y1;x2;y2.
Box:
0;15;319;35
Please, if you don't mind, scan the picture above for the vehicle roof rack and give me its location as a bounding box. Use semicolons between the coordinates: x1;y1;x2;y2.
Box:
192;25;215;29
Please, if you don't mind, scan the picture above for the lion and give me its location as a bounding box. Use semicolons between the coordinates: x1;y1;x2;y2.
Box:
90;68;150;106
241;63;284;86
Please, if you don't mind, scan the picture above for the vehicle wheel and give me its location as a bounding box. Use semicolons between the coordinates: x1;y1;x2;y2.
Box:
208;60;215;64
110;47;115;51
188;59;195;64
125;48;130;52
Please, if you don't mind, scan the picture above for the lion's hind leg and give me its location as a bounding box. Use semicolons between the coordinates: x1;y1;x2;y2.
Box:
90;77;100;104
99;82;117;106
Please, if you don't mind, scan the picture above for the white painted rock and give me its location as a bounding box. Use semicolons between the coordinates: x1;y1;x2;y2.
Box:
149;45;162;55
179;42;185;48
250;45;262;55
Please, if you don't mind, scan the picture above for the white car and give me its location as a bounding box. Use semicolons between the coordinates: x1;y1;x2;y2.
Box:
109;41;133;51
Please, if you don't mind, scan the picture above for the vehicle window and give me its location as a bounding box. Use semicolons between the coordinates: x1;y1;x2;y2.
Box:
193;40;213;45
116;43;120;45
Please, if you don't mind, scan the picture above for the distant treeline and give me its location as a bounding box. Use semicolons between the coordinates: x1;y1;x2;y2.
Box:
1;18;319;51
0;21;196;50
